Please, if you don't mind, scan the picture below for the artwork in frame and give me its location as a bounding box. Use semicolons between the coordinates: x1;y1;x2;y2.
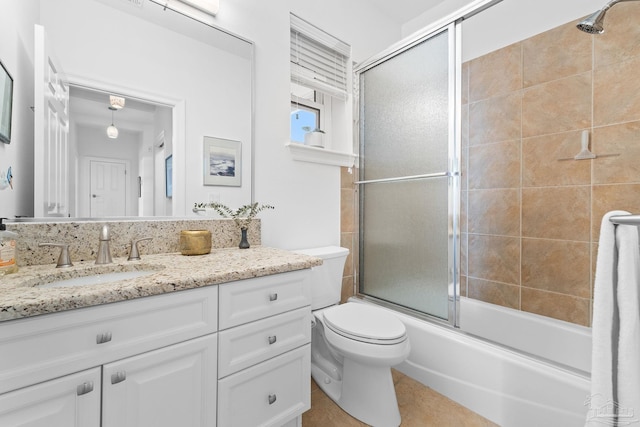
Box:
165;154;173;198
0;60;14;144
203;136;241;187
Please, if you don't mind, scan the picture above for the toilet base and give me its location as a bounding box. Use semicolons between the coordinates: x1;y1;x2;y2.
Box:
316;357;401;427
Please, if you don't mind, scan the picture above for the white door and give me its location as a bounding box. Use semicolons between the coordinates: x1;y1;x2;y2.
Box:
90;160;127;217
34;25;70;217
0;368;101;427
101;334;217;427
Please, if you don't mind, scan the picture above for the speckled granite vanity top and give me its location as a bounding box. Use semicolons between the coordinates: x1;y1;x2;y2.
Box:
0;247;321;322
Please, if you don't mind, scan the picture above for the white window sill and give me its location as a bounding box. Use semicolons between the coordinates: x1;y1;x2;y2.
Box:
286;142;357;167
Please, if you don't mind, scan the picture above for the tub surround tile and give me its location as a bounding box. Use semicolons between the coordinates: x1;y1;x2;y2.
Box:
467;235;520;285
467;189;520;236
341;188;356;233
594;55;640;126
0;247;321;322
594;2;640;68
521;287;590;326
521;186;590;241
522;131;592;187
469;43;522;103
467;277;520;310
469;92;522;146
468;140;521;189
521;238;591;298
593;121;640;184
522;21;591;88
591;184;640;241
522;72;592;138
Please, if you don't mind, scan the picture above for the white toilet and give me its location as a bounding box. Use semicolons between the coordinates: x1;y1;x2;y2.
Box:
296;246;410;427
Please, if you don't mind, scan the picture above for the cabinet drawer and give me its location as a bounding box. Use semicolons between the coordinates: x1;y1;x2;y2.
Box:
218;345;311;427
218;306;311;378
219;270;311;330
0;285;218;394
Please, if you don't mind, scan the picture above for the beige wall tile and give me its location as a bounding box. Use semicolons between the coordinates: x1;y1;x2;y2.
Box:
522;238;591;298
468;234;520;285
341;276;355;303
521;186;590;241
521;287;590;326
469;43;522;103
460;275;467;297
522;131;592;187
340;188;355;233
522;20;592;87
462;62;470;106
522;72;592;138
595;2;640;68
340;232;354;277
593;121;640;184
467;189;520;236
460;232;468;277
594;55;640;126
592;184;640;240
469;92;522;145
340;166;355;188
468;140;521;189
461;189;468;233
467;277;520;309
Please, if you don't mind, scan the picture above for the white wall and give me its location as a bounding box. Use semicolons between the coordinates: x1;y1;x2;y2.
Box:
209;0;402;249
0;0;38;219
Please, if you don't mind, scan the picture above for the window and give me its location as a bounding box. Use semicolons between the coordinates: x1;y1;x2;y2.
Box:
290;14;351;146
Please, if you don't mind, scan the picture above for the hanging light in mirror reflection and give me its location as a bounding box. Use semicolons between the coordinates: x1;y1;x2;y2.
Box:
107;106;118;139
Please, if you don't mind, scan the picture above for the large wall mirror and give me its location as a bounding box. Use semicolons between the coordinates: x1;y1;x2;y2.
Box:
26;0;253;219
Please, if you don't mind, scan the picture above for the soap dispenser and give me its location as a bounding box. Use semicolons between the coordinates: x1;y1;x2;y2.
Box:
0;218;18;275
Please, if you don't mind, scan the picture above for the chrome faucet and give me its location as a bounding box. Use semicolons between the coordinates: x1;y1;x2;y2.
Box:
95;225;113;265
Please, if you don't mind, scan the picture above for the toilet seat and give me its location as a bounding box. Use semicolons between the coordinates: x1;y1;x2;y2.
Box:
322;302;407;345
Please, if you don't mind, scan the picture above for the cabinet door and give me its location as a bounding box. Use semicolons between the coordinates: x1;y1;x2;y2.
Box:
102;334;217;427
0;367;100;427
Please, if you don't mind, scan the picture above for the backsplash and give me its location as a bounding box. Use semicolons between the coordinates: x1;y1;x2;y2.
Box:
7;219;261;267
461;3;640;326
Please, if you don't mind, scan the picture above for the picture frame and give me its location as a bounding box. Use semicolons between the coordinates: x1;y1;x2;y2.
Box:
0;60;14;144
203;136;241;187
165;154;173;198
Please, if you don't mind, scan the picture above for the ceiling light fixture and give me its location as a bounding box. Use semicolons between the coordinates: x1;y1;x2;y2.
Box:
107;106;119;139
109;95;125;110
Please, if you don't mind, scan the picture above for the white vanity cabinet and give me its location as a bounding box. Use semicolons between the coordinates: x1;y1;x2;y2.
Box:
217;270;312;427
0;285;219;427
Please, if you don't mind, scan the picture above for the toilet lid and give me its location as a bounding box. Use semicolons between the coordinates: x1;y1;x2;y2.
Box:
323;303;406;345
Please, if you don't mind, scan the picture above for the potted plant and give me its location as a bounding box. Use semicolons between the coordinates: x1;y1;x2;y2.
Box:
304;128;325;148
193;202;274;249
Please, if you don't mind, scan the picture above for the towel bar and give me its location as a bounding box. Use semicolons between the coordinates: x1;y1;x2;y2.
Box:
609;214;640;225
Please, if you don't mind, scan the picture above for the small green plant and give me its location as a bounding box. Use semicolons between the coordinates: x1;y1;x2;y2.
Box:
194;202;274;230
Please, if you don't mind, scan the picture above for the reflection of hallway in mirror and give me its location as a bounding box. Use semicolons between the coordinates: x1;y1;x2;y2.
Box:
89;160;127;217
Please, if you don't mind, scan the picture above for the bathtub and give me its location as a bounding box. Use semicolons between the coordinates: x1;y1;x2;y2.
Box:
352;296;592;427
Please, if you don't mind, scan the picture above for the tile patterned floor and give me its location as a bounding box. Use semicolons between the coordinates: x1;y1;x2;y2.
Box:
302;369;498;427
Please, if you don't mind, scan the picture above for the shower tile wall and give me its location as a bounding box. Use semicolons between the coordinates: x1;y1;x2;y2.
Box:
340;166;358;303
461;3;640;326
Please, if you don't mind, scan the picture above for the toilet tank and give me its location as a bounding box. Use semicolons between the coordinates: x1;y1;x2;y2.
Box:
294;246;349;310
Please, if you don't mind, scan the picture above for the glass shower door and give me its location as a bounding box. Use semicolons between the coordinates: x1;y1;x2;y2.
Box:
356;24;458;323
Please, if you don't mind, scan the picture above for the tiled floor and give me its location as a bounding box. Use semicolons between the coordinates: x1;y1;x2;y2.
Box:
302;369;498;427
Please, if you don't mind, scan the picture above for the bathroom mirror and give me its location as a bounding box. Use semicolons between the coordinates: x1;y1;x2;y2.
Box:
27;0;253;219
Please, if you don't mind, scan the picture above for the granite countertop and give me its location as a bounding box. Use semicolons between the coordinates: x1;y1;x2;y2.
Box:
0;247;322;322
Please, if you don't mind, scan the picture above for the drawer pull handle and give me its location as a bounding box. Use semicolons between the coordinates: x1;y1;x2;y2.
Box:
111;371;127;385
268;393;277;405
76;381;94;396
269;293;278;302
96;332;112;344
268;335;277;345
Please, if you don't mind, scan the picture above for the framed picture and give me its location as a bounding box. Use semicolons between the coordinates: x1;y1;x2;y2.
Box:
0;60;14;144
165;154;173;198
203;136;241;187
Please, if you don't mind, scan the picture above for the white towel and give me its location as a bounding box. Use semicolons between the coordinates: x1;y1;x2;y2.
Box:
586;211;640;426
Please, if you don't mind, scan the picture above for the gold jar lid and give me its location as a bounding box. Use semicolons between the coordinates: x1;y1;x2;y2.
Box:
179;230;212;256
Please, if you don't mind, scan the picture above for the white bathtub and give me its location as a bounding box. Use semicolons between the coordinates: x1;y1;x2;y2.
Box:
353;297;592;427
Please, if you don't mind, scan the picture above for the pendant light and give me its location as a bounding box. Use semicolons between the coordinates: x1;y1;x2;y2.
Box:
107;106;118;139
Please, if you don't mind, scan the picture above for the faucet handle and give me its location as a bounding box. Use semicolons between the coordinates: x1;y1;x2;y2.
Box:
128;237;152;261
39;243;73;268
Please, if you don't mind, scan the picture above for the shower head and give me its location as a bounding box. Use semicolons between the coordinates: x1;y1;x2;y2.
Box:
577;0;640;34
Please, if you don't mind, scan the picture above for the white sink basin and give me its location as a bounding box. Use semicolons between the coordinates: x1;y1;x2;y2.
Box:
40;270;156;289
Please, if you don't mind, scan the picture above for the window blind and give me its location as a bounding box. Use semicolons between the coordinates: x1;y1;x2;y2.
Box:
290;14;351;101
